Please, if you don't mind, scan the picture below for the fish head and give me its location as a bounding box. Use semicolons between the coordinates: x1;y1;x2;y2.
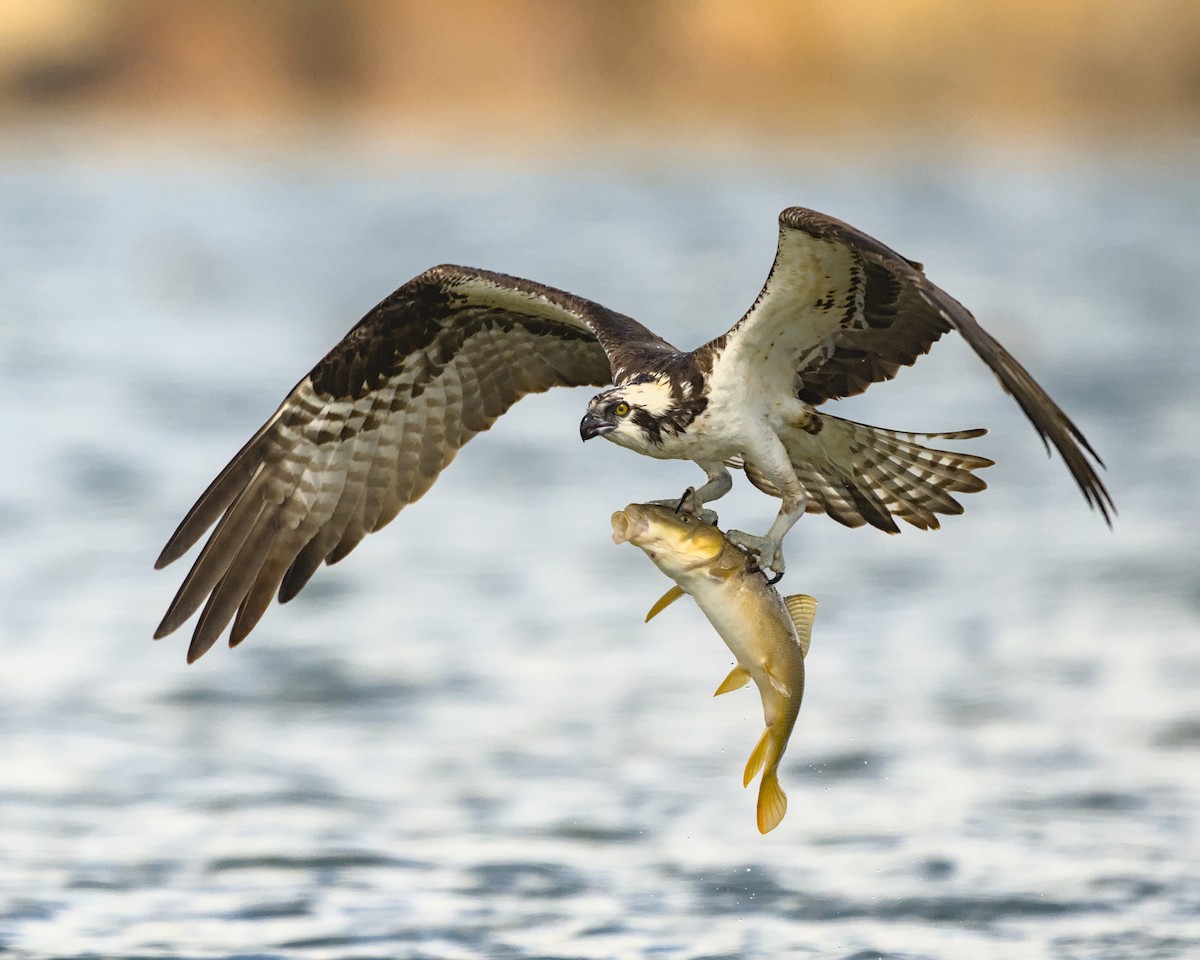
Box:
610;502;726;574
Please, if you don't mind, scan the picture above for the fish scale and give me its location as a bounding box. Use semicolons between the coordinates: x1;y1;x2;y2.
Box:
612;501;815;834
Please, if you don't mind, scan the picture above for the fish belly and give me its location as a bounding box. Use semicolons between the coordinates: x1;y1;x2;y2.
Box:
689;577;772;677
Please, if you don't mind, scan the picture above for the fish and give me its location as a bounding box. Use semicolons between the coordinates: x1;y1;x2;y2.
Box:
610;501;816;833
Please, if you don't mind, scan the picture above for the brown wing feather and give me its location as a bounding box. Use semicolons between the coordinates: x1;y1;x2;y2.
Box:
703;207;1113;526
155;265;642;659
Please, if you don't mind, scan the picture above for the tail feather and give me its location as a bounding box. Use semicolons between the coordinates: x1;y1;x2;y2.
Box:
874;432;991;493
745;413;993;533
838;470;898;532
857;455;963;528
787;462;887;530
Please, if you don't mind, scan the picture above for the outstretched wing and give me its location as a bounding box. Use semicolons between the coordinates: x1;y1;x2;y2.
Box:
703;207;1113;525
156;265;668;661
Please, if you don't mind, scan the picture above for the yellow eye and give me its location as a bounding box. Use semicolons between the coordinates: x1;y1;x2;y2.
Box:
613;402;630;417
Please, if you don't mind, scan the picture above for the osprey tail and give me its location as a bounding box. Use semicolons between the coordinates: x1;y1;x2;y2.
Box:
743;414;993;533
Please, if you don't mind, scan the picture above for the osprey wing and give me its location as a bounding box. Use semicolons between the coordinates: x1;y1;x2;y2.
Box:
155;265;663;660
704;207;1113;525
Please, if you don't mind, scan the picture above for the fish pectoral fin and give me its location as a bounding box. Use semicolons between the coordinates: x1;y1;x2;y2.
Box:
713;665;752;697
644;585;685;622
757;771;788;834
707;554;742;582
743;727;772;787
784;594;817;658
762;661;791;698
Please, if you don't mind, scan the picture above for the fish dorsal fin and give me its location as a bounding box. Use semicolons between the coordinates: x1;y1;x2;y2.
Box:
645;584;685;622
713;665;751;697
784;594;817;657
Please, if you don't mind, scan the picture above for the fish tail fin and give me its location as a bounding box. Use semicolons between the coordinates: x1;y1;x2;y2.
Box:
756;769;787;833
743;727;771;787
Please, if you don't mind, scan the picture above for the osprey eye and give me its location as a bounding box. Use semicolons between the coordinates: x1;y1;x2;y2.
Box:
613;401;630;417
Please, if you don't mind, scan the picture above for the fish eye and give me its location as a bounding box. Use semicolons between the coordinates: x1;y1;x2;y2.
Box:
612;401;630;417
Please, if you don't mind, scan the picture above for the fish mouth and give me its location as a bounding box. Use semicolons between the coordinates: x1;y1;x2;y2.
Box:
610;506;648;544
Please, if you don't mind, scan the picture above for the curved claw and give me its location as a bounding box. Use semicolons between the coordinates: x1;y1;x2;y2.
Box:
674;488;696;514
650;489;719;526
726;529;786;577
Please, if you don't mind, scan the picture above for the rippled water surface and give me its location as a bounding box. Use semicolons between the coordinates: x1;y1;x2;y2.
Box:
1;136;1198;959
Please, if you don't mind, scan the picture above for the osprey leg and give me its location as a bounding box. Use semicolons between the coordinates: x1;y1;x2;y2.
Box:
727;493;805;575
690;463;733;505
727;438;807;574
652;464;731;524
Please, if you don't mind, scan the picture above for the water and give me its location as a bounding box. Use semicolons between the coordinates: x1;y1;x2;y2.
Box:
1;134;1198;959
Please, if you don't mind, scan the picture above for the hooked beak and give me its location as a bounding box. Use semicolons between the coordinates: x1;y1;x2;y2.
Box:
580;411;615;442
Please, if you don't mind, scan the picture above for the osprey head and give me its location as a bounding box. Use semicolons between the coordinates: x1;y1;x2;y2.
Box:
580;376;677;451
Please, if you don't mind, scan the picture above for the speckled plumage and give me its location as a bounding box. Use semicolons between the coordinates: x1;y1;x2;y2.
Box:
156;209;1112;660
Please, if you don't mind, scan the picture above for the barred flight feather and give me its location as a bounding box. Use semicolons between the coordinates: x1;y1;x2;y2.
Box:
157;212;1111;658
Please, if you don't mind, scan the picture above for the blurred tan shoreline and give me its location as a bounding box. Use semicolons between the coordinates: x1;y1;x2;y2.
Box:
1;0;1198;149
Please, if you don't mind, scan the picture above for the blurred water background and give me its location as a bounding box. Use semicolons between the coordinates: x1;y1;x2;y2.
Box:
2;3;1200;959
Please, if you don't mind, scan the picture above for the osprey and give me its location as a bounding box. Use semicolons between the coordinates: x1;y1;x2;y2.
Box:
155;207;1113;661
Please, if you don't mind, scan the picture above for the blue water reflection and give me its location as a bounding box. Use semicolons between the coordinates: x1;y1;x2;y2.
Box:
0;138;1197;958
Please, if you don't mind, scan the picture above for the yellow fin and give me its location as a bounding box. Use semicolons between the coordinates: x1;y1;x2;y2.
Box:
711;553;742;580
645;585;685;622
784;594;818;657
713;665;751;697
756;770;788;834
743;727;771;787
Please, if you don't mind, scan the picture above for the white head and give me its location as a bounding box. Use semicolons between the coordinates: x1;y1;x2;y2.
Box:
579;376;679;452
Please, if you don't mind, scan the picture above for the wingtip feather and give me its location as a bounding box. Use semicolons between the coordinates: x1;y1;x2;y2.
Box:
186;627;218;663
